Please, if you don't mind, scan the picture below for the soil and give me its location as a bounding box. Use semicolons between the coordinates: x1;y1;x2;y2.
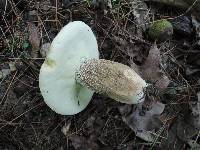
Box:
0;0;200;149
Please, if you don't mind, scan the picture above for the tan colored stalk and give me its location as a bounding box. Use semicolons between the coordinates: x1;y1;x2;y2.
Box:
76;58;147;104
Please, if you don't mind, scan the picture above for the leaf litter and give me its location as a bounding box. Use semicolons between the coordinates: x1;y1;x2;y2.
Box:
119;100;165;142
140;43;170;91
118;42;170;142
0;0;200;149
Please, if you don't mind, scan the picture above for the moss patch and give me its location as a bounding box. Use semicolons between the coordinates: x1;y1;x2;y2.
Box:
45;58;56;68
148;19;173;42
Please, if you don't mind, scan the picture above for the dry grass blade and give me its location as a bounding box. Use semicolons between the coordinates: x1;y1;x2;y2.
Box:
0;102;42;130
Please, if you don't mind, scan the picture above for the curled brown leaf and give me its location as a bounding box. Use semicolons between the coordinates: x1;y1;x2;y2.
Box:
28;22;40;58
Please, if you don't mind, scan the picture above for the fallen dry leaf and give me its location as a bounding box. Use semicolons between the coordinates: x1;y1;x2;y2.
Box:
0;69;11;79
140;43;170;91
113;30;149;64
176;118;198;142
160;116;199;150
192;15;200;46
160;92;200;149
0;62;16;79
8;62;16;72
160;119;185;150
69;135;99;150
40;43;51;57
187;140;200;149
186;66;200;76
187;92;200;129
28;22;40;58
119;100;165;142
132;0;149;30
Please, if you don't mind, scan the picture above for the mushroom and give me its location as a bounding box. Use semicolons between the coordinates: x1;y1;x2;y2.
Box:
39;21;147;115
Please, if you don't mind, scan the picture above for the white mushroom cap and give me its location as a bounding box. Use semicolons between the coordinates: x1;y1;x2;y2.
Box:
39;21;99;115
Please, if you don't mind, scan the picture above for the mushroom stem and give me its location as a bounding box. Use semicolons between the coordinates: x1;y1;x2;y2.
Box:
75;58;147;104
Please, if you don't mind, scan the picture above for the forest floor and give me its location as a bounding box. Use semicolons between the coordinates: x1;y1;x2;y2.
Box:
0;0;200;149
